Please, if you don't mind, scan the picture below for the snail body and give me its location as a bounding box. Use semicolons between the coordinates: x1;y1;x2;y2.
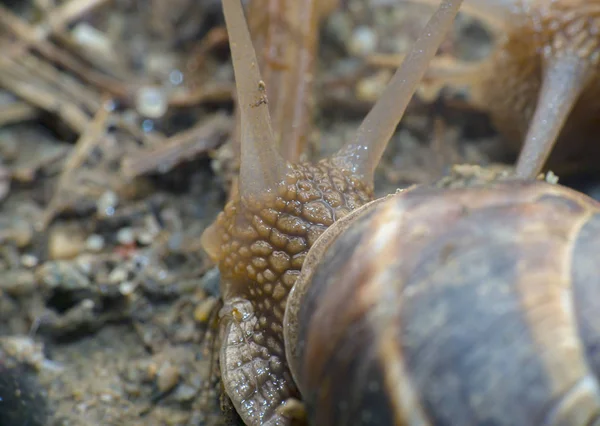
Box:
203;0;463;424
409;0;600;179
285;179;600;425
201;0;600;425
474;0;600;179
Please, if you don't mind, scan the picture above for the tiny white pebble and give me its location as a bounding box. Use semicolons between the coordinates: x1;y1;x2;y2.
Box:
97;191;118;216
349;26;378;56
116;228;135;245
108;267;128;284
20;254;39;268
136;86;168;118
157;362;180;393
86;234;105;252
99;393;113;403
119;281;136;296
356;71;390;102
136;231;154;246
82;299;95;309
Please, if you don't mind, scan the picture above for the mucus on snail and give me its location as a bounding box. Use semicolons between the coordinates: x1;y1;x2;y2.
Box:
201;0;600;425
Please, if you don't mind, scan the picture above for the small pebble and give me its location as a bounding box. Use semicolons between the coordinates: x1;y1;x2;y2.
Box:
136;86;168;119
108;267;128;284
85;234;105;252
348;26;378;56
81;299;95;310
20;254;38;268
356;70;392;103
194;297;218;323
119;281;136;296
99;393;113;403
48;225;86;260
173;384;197;402
116;228;135;245
136;230;154;246
97;190;118;217
156;362;179;393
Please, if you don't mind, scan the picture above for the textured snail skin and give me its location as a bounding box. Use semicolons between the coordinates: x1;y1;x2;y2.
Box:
206;160;373;425
285;180;600;426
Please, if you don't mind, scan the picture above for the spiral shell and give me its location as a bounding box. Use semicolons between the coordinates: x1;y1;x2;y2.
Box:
285;180;600;426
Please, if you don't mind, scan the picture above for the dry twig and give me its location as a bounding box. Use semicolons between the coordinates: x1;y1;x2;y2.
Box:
38;0;111;36
0;4;132;100
121;113;232;179
0;101;38;127
0;60;91;133
41;99;112;229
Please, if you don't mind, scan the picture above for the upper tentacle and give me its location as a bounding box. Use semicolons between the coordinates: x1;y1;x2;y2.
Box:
221;0;291;201
331;0;465;186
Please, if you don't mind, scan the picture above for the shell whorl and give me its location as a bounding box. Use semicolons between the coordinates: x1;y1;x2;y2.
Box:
284;180;600;426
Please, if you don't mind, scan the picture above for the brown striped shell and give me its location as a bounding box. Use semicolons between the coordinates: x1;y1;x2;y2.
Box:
284;180;600;426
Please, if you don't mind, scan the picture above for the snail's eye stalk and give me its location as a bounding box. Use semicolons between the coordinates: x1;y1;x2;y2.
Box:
331;0;464;187
514;54;594;179
221;0;290;200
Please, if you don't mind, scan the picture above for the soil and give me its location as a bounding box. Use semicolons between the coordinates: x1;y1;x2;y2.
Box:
0;1;598;426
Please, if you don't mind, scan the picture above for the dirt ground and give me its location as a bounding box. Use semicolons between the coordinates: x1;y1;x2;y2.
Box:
1;1;598;426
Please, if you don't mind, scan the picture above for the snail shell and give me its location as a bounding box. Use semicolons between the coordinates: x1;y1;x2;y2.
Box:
284;179;600;426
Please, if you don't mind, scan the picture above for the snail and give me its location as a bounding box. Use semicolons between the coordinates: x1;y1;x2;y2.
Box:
400;0;600;179
202;0;600;425
201;0;464;424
